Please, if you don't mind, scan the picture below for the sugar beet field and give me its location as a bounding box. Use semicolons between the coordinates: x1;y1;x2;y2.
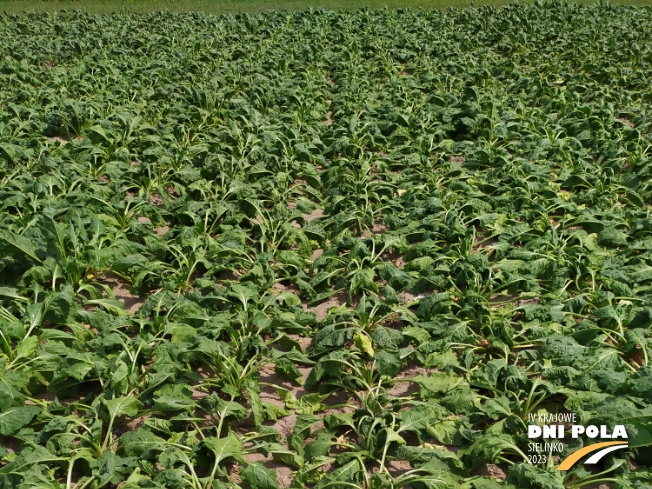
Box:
1;3;652;489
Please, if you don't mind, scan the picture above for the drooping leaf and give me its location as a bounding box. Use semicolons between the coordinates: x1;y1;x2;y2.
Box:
241;462;281;489
0;406;41;436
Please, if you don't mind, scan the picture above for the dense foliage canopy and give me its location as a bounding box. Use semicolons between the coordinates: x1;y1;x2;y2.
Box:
0;2;651;488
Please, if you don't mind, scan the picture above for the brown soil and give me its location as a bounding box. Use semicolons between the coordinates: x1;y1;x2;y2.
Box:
627;457;644;471
259;364;313;410
518;297;541;306
489;294;540;308
219;270;243;282
96;272;143;314
473;463;508;480
0;435;22;455
386;459;412;477
397;290;427;304
303;208;324;222
323;98;333;126
382;251;405;268
270;282;305;308
46;136;69;144
191;389;209;400
302;290;348;321
362;221;390;238
617;118;634;128
488;294;519;304
310;248;324;263
449;156;466;163
227;462;242;484
265;461;295;488
474;235;498;251
149;193;165;208
386;362;439;398
153;225;170;236
113;414;152;439
28;391;58;404
285;333;312;351
444;444;459;454
271;281;301;295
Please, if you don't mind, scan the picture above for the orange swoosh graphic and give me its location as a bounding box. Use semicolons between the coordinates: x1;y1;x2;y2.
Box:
557;441;628;471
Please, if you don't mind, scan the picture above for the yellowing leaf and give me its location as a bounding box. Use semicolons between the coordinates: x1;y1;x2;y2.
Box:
353;332;374;356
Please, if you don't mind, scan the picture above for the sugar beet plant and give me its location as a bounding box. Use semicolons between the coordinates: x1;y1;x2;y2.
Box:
1;2;652;488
